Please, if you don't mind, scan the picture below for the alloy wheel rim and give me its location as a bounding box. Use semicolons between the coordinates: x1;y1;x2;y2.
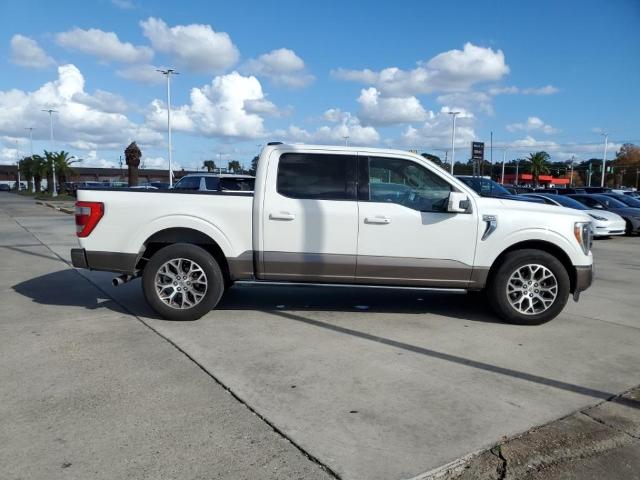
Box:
154;258;208;309
506;264;558;315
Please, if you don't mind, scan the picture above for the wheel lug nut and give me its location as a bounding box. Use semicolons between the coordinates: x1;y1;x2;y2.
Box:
535;289;539;293
177;287;181;291
173;281;177;285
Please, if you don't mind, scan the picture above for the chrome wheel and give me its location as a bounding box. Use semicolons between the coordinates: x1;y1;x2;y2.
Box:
506;264;558;315
154;258;208;310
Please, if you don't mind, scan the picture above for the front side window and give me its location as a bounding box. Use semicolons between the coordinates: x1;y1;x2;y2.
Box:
365;157;452;212
277;153;357;200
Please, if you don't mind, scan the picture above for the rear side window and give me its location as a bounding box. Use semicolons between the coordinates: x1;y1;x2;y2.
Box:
204;177;220;190
174;176;200;190
277;153;357;200
220;177;255;191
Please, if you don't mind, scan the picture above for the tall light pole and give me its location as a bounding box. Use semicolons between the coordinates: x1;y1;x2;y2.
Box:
42;109;58;197
500;148;507;184
25;127;35;192
569;156;575;187
343;135;349;147
157;69;179;187
448;111;460;175
15;140;21;190
600;132;609;187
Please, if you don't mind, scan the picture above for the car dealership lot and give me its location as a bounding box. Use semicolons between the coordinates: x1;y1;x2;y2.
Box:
2;193;639;480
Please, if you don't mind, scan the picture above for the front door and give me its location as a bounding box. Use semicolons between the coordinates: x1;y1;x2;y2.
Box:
260;151;359;282
356;154;479;287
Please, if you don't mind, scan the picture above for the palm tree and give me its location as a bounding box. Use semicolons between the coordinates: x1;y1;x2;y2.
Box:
227;160;241;173
44;150;81;195
527;151;550;186
203;160;216;172
21;154;47;193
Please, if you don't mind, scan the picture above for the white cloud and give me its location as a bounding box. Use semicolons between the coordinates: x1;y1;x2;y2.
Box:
357;87;427;125
332;43;509;96
56;28;153;64
436;91;494;116
116;64;165;84
111;0;135;9
279;111;379;146
507;116;558;134
145;71;272;138
10;35;55;69
522;85;559;95
244;48;314;88
400;108;476;149
0;64;162;152
72;90;129;114
489;85;559;96
140;17;239;73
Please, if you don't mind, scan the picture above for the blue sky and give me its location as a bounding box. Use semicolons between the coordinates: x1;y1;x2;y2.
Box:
0;0;638;170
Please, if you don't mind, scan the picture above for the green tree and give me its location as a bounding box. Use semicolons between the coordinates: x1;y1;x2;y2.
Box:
527;151;550;186
203;160;216;172
227;160;241;173
44;150;81;195
249;155;259;175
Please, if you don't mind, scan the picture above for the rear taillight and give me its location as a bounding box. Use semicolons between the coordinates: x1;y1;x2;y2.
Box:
75;201;104;237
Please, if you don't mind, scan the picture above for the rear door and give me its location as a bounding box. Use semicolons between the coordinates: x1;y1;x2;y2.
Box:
356;154;479;287
259;151;359;282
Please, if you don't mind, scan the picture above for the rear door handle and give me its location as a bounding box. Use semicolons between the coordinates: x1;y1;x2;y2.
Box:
269;212;296;221
364;216;391;225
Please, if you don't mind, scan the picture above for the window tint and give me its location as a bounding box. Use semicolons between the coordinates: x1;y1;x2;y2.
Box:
277;153;357;200
365;157;452;212
174;176;200;190
220;177;255;191
204;177;220;190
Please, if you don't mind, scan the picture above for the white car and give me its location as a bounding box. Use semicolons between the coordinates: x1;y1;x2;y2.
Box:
71;143;593;325
522;193;626;237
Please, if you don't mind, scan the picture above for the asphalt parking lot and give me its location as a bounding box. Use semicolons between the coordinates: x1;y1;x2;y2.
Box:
2;193;640;480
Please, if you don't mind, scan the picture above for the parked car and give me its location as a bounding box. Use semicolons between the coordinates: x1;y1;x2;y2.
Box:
600;193;640;209
568;194;640;235
130;185;158;190
521;193;626;237
71;143;594;325
538;187;587;195
583;187;612;194
173;173;255;192
456;176;544;203
0;183;11;192
503;186;535;195
149;182;171;190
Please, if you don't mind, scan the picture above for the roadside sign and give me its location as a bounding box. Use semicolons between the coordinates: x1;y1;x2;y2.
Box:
472;142;485;161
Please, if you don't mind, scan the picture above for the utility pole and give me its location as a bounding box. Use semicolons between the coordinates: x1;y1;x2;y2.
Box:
25;127;35;192
515;159;519;185
569;156;575;187
601;132;609;187
500;148;507;184
588;163;593;187
343;136;349;147
157;69;179;187
42;109;58;197
15;140;21;190
448;111;460;175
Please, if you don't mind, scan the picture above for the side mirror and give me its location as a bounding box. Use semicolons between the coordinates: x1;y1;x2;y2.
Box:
447;191;470;213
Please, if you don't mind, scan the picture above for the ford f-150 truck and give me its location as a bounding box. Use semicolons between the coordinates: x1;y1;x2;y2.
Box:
71;143;593;325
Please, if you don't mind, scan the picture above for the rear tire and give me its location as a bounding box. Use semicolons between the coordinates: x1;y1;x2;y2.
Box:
625;220;634;236
487;249;570;325
142;243;225;320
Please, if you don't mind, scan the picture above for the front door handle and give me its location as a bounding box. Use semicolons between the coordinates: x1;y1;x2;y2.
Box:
269;212;296;221
364;215;391;225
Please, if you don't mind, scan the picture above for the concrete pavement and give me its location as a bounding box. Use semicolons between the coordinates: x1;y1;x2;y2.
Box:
2;192;640;479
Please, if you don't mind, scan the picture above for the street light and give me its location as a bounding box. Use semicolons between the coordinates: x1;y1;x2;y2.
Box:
600;132;609;187
343;135;349;147
42;109;58;197
25;127;35;192
157;68;179;187
500;148;508;184
448;111;460;175
15;140;21;190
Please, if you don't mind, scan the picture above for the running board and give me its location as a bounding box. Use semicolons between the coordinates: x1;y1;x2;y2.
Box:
234;280;467;293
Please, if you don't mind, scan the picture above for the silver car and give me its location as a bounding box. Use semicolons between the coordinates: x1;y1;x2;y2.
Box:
522;193;626;237
173;173;255;193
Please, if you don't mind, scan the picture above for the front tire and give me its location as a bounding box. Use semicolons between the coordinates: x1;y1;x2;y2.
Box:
142;243;224;320
487;249;570;325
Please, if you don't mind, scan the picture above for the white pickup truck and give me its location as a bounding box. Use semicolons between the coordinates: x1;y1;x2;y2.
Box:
72;143;593;325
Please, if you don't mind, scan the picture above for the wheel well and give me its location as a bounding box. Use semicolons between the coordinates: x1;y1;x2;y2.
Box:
137;228;231;284
487;240;577;293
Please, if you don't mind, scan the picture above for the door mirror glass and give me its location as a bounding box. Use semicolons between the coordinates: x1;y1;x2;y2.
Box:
447;191;470;213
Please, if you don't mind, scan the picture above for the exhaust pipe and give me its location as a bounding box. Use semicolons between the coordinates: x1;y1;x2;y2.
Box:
112;274;135;287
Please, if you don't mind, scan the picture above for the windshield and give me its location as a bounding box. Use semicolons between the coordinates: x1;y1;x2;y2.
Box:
549;195;589;210
457;177;511;197
609;194;640;208
592;194;628;208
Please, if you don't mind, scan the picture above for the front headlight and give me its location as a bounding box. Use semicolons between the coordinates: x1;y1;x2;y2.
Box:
574;222;592;255
588;214;607;221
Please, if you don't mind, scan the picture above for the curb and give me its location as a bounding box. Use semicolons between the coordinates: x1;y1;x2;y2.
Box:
38;201;74;215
